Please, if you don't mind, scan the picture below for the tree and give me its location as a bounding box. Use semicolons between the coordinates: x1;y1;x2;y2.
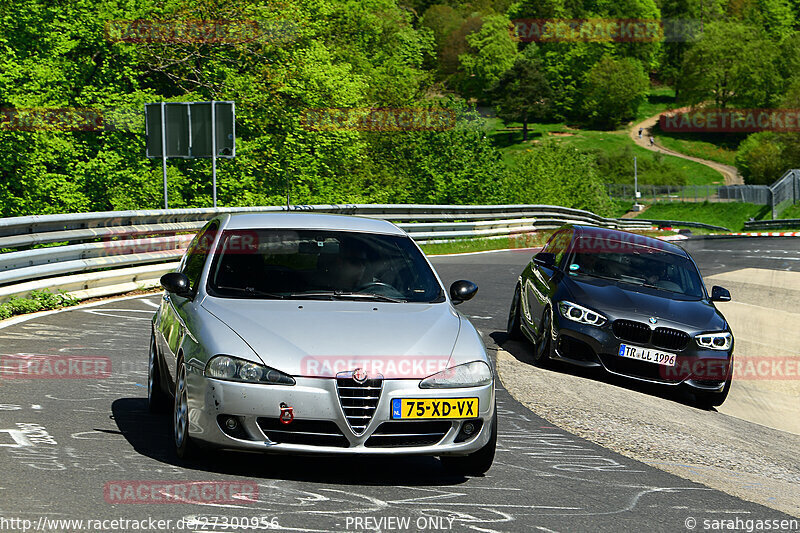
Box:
676;22;781;109
457;14;518;100
488;46;553;140
582;56;649;129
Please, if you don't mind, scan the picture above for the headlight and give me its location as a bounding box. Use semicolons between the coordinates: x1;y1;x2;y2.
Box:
558;301;606;326
695;332;732;351
205;355;295;385
419;361;492;389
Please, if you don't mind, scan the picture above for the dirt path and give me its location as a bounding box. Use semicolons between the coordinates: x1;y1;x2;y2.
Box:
631;110;744;185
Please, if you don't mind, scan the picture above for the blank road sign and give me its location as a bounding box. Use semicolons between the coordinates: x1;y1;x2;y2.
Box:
145;101;235;159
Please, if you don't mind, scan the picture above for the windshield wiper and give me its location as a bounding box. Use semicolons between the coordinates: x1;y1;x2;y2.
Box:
288;290;406;303
215;286;285;299
577;271;622;283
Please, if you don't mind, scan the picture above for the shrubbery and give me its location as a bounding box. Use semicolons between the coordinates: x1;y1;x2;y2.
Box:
0;290;79;321
503;142;616;216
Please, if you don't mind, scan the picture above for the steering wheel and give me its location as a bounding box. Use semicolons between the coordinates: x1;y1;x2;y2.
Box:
356;281;396;293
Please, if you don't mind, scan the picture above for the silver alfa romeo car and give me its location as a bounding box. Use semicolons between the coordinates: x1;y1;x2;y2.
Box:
149;212;497;474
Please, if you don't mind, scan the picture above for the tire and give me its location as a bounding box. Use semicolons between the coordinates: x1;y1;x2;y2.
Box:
148;333;169;413
173;358;197;460
693;374;732;409
507;285;523;341
530;307;552;366
441;410;497;476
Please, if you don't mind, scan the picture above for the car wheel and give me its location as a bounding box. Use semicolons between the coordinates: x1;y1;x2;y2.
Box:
693;374;732;409
173;358;197;460
530;307;552;366
441;409;497;476
507;285;523;341
148;333;169;413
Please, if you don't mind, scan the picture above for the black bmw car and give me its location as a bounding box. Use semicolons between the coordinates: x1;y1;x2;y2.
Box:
507;225;734;408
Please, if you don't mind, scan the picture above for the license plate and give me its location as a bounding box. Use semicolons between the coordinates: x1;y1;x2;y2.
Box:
618;344;676;366
391;398;478;419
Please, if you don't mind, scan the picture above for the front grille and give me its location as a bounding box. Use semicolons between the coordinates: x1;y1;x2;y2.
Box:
612;319;651;344
652;327;690;351
336;373;383;435
365;421;451;448
256;418;350;448
613;320;690;352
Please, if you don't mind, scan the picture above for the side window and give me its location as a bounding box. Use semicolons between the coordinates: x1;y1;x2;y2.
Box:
548;230;573;268
180;221;219;293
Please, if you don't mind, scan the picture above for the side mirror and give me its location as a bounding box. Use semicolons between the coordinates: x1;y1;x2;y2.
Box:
161;272;192;298
450;280;478;305
710;285;731;302
533;252;556;268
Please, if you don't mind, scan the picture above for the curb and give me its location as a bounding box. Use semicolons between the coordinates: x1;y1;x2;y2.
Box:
711;232;800;237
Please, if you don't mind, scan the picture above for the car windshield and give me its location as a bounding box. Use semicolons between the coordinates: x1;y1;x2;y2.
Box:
207;229;444;303
567;238;705;299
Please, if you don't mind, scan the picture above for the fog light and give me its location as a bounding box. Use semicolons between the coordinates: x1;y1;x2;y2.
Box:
454;419;483;443
217;414;250;440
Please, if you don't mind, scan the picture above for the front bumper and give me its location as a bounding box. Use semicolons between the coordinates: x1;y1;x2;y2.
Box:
550;314;733;392
184;366;496;455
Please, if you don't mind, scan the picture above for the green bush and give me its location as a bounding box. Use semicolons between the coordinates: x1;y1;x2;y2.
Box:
28;289;78;309
0;290;80;320
593;145;687;186
7;297;43;315
735;132;787;185
503;141;615;216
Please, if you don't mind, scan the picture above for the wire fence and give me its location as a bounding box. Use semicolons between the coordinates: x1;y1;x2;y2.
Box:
606;169;800;218
605;184;736;203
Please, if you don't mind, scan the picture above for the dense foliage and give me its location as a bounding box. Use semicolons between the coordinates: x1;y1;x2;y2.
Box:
3;0;800;215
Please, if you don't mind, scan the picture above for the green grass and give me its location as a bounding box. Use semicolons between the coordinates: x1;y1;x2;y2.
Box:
485;85;730;187
421;233;551;255
635;86;677;122
633;202;771;231
420;226;679;256
778;203;800;219
651;121;744;167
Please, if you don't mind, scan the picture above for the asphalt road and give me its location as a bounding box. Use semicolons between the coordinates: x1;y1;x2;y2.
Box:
0;237;797;533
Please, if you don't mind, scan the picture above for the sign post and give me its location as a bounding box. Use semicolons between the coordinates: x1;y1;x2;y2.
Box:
160;103;168;209
145;101;235;209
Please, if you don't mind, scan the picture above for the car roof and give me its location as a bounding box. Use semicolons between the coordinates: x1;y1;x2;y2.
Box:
568;225;689;256
221;212;406;235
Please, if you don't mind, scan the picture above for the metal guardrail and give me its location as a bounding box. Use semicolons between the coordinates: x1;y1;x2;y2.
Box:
0;204;653;303
743;218;800;230
632;219;731;231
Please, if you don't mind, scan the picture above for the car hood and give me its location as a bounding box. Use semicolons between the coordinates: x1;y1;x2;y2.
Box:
201;298;460;378
563;276;726;331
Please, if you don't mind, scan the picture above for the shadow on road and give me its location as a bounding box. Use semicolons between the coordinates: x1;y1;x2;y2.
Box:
111;397;471;485
489;331;713;411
